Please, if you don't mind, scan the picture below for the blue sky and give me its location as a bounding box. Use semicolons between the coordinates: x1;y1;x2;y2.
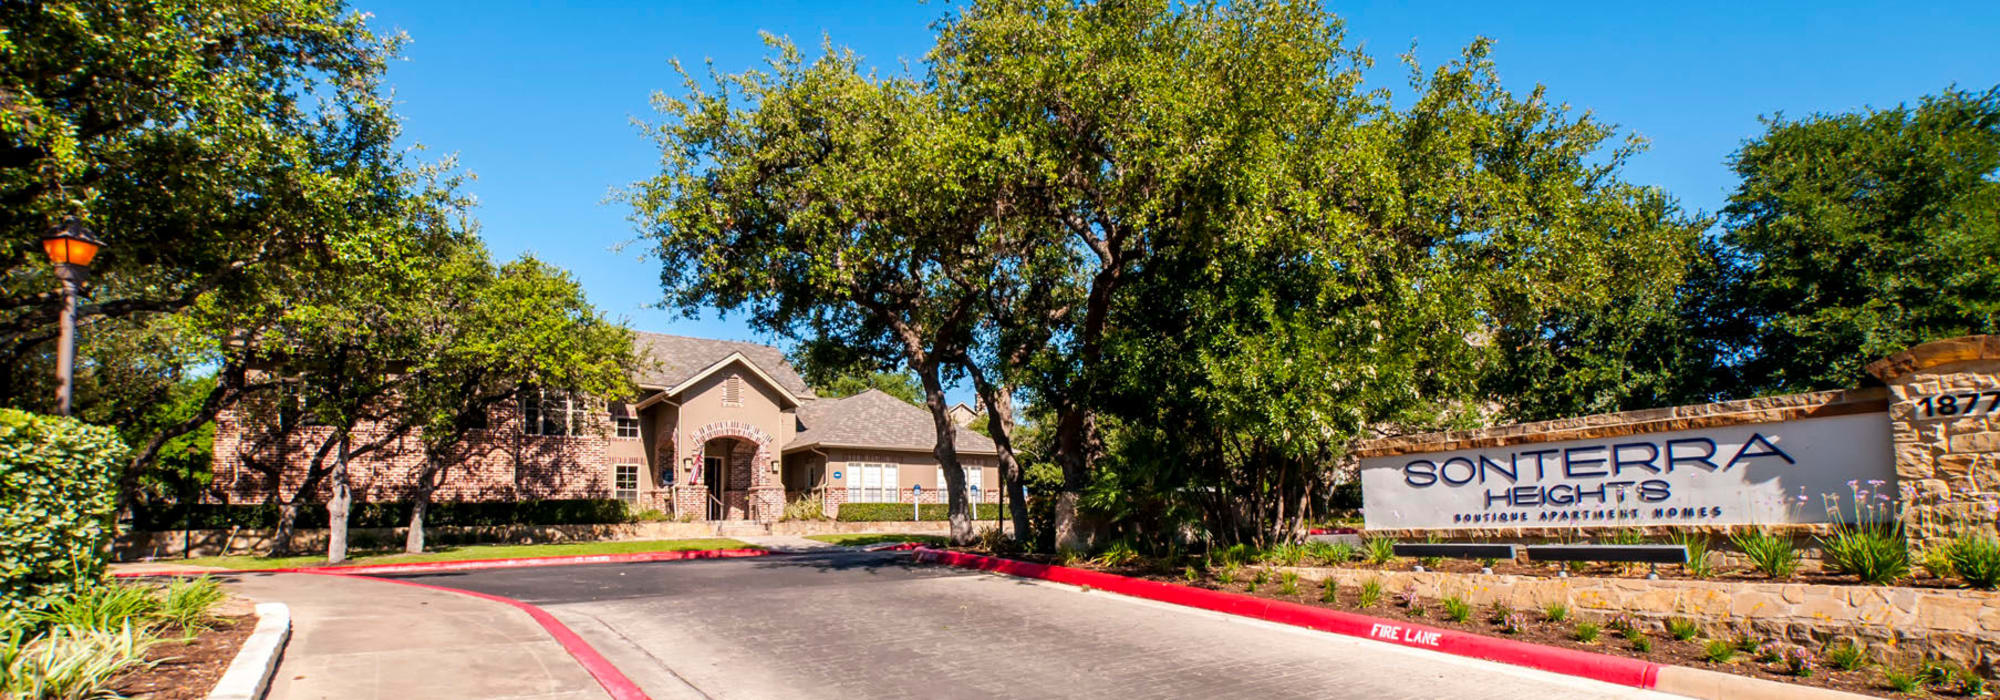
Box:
360;0;2000;401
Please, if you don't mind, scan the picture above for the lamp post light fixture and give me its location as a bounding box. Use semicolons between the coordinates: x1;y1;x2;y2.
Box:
41;218;103;416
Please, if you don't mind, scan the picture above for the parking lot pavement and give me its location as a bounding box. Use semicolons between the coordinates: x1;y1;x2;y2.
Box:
386;550;1676;700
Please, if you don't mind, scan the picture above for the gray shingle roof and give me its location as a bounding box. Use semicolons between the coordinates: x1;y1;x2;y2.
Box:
632;332;814;397
787;389;998;454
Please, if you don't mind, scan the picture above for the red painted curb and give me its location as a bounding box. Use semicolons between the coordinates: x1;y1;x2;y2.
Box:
112;547;768;578
317;572;650;700
911;548;1662;690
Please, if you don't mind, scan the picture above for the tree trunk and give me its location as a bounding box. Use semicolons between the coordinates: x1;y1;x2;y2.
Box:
406;496;428;554
916;362;973;545
268;435;341;556
326;432;352;564
1051;405;1098;551
964;365;1030;543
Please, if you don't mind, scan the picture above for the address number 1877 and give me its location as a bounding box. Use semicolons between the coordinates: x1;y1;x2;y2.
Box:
1917;391;2000;418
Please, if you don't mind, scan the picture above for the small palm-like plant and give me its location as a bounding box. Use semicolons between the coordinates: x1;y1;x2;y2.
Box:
1573;621;1600;643
1730;528;1801;579
1440;596;1471;623
1542;601;1569;623
1666;618;1699;641
1362;537;1397;565
1823;640;1867;671
1358;579;1382;608
1319;578;1338;603
1880;665;1921;694
1703;639;1738;663
1946;533;2000;589
1671;532;1716;578
1278;571;1300;596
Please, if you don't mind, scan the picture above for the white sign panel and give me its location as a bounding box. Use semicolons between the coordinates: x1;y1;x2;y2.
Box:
1359;413;1894;530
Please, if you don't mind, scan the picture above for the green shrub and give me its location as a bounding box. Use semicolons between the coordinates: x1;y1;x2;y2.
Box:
28;585;159;633
1667;618;1699;641
0;623;157;699
1542;601;1569;623
1264;543;1307;567
1217;563;1239;584
834;502;1002;522
130;498;634;530
1921;546;1955;580
1945;533;2000;589
158;577;227;637
1092;540;1142;568
1574;621;1601;643
1182;566;1199;583
1441;596;1471;623
1;410;127;622
1278;572;1299;595
1671;532;1716;578
1624;627;1652;652
1823;640;1867;671
1358;579;1382;608
1362;537;1397;565
1820;523;1909;585
1730;528;1800;579
1319;578;1337;603
1881;665;1921;693
1703;639;1738;663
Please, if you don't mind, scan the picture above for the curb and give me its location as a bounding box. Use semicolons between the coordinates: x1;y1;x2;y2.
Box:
325;573;650;700
114;547;769;578
909;548;1870;700
206;602;290;700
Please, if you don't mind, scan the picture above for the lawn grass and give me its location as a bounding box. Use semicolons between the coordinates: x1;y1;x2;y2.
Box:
804;533;949;547
167;537;758;570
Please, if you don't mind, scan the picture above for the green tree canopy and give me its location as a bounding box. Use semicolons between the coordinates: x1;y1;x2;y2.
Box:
1721;86;2000;393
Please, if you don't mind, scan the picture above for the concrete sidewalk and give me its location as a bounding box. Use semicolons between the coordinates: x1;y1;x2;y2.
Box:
222;572;609;700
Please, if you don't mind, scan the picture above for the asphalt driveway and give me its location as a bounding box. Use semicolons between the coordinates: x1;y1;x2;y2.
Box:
386;550;1673;699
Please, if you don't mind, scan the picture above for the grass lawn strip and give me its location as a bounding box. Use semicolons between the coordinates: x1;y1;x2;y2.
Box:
804;533;950;547
169;537;757;570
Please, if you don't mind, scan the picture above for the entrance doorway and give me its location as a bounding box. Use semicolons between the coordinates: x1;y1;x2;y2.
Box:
704;455;724;520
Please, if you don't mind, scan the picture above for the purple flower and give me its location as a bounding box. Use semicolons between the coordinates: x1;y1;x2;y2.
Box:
1986;503;1998;514
1868;479;1885;486
1848;479;1860;488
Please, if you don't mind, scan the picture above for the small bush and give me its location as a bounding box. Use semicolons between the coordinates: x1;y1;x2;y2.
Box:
1362;537;1397;565
0;623;158;699
1945;533;2000;589
1316;542;1357;564
835;502;1002;522
1221;543;1258;567
1624;627;1652;652
1606;613;1634;633
1218;563;1239;585
1820;523;1909;585
1703;639;1738;663
29;585;159;633
1;410;127;620
1921;546;1956;580
1182;566;1199;583
1093;540;1142;568
1778;644;1813;677
1440;596;1470;623
1823;640;1867;671
1278;572;1299;596
1730;528;1800;579
1358;579;1382;608
779;494;828;522
1264;543;1307;567
1667;618;1699;641
1671;532;1715;578
1574;621;1600;643
158;577;227;637
1542;601;1569;623
1881;665;1921;693
1252;569;1270;586
1319;578;1337;603
1954;664;1988;696
1733;633;1762;653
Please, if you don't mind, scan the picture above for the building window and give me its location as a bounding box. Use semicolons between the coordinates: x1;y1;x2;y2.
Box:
723;374;743;406
938;466;983;500
847;462;899;503
523;386;585;436
614;464;640;504
614;416;640;439
278;381;323;431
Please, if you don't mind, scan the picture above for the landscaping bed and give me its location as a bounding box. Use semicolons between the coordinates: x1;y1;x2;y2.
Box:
944;546;1988;698
109;612;257;700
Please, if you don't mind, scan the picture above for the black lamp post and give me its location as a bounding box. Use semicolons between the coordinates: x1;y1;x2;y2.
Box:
41;218;103;416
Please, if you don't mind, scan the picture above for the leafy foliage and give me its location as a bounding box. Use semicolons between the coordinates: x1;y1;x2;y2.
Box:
0;410;125;621
1720;87;2000;393
1945;533;2000;589
1729;528;1801;579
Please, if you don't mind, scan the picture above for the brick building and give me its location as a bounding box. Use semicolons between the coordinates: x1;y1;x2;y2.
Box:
210;332;999;522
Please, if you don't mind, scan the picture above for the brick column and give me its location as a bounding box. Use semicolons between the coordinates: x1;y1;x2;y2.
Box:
1867;335;2000;550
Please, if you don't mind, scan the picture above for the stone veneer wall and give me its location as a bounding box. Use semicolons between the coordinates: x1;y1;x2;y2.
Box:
1867;335;2000;550
1281;566;1998;668
1353;387;1890;541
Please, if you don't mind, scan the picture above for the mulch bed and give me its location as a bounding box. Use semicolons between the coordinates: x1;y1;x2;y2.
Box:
1326;557;1966;590
953;549;1976;698
110;614;257;700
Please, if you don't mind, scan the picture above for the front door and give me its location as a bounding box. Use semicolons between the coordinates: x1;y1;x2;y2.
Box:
704;456;724;520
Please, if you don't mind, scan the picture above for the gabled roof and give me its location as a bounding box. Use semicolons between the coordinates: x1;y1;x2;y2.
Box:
662;352;805;408
631;332;814;397
786;390;998;455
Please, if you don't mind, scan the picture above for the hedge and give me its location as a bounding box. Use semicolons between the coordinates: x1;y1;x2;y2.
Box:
836;502;1002;522
1;409;127;620
129;498;631;531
